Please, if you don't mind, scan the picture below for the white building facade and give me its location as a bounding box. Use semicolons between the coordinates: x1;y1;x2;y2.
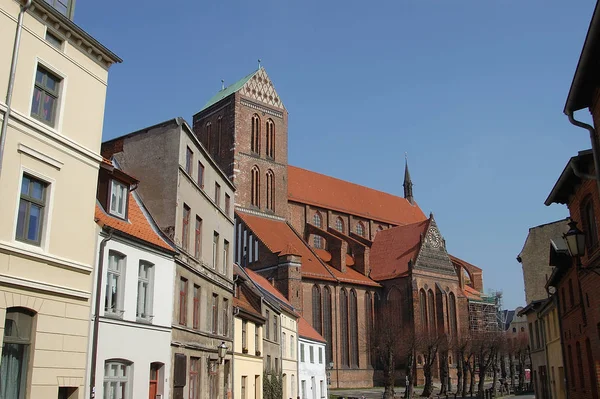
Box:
298;318;328;399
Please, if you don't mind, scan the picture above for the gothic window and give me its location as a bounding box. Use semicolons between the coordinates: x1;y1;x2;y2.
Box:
251;166;260;207
206;122;212;152
581;196;599;252
356;221;365;237
216;116;222;156
449;292;458;337
365;292;373;366
335;217;344;233
251;114;260;154
340;288;349;367
266;119;275;159
313;235;324;249
323;286;333;363
312;285;322;334
567;345;575;388
349;289;359;368
428;290;435;334
419;289;428;332
313;212;322;228
266;170;275;211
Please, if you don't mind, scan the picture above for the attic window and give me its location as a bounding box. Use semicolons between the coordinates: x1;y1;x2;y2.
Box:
109;179;128;218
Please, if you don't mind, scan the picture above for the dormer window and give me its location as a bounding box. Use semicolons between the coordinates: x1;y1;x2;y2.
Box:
109;180;128;218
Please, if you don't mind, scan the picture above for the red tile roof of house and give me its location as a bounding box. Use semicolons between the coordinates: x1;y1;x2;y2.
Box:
298;316;327;343
245;268;296;309
326;265;380;287
288;165;427;225
95;192;174;252
236;212;337;282
369;218;431;281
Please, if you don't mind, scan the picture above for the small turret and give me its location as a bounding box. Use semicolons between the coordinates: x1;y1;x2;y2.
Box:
404;154;414;205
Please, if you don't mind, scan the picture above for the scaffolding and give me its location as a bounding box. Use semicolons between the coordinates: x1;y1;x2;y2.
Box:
468;290;503;332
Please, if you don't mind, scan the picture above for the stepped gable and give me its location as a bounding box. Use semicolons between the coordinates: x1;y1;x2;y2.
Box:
288;165;426;225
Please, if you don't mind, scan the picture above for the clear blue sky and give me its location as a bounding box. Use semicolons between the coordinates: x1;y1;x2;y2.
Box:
78;0;596;310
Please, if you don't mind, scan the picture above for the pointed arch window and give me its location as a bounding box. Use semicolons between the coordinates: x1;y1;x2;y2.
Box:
419;289;428;333
266;170;275;211
251;114;260;154
427;290;436;334
323;287;333;363
335;217;344;233
449;292;458;337
312;285;322;334
313;212;322;228
365;292;373;367
313;235;323;249
266;119;275;159
206;122;212;153
251;166;260;207
581;195;599;252
340;288;349;367
216;116;222;156
349;289;359;368
356;222;365;237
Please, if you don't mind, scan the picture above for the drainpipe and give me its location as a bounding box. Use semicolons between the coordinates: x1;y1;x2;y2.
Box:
566;111;600;195
90;229;113;399
0;0;33;180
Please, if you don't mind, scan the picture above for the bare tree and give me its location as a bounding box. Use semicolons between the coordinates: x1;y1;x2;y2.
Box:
416;332;445;397
514;332;530;391
472;331;502;398
455;330;472;397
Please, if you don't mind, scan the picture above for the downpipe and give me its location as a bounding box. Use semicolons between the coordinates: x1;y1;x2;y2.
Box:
0;0;33;180
566;111;600;195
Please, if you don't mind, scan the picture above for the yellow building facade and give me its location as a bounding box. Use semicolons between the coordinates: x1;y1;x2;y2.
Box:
541;300;566;399
0;0;119;397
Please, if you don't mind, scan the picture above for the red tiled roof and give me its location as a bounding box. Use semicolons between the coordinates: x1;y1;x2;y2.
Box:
245;268;297;309
463;285;482;301
95;193;173;252
233;294;263;320
288;166;427;225
236;212;337;282
314;249;332;263
326;265;380;287
298;316;327;343
369;218;431;281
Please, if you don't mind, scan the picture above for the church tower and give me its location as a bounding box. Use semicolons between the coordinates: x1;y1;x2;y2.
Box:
192;67;289;218
403;156;414;205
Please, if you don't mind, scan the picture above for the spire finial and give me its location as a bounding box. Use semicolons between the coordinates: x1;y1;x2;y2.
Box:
258;59;262;69
403;154;414;205
221;79;225;90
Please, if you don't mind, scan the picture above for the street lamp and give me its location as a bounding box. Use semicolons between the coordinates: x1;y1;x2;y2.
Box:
563;220;586;261
218;341;228;364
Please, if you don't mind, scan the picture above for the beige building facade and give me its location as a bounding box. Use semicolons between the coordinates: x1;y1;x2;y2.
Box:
0;0;119;397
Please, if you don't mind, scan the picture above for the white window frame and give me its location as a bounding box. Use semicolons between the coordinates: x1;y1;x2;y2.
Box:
309;345;314;363
29;59;67;132
136;261;154;321
109;179;128;218
105;251;125;317
103;360;132;399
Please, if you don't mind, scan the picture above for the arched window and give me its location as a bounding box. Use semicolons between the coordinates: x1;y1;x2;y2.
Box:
356;222;365;237
206;122;212;152
365;292;373;366
323;287;333;363
313;235;323;249
104;359;133;397
428;290;435;334
349;289;359;368
340;288;349;367
0;307;35;398
581;195;599;251
449;292;458;336
335;217;344;233
251;114;260;154
419;289;428;332
567;345;575;388
266;170;275;211
251;166;260;207
266;119;275;159
313;212;322;228
216;117;222;156
312;285;322;334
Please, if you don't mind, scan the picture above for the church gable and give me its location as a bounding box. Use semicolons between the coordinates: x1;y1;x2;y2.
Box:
239;68;285;110
413;217;456;276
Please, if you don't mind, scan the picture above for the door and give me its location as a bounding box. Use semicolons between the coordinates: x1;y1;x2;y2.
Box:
149;364;159;399
311;377;316;399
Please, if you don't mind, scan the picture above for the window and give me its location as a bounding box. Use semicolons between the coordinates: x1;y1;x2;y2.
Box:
349;289;359;367
266;170;275;211
340;289;349;367
313;235;323;249
212;294;219;334
581;196;599;251
213;232;219;269
449;292;458;336
266;310;270;339
282;332;286;356
300;343;305;362
309;346;314;363
45;30;62;48
290;335;295;358
216;117;222;156
16;174;47;245
108;179;129;219
323;286;333;363
222;241;229;276
335;217;344;232
241;376;247;399
301;380;307;399
106;251;125;315
251;114;260;154
186;147;193;175
189;358;200;399
513;327;516;333
136;261;154;320
568;279;575;308
267;355;271;370
273;316;278;342
43;0;73;17
206;123;212;152
195;216;202;259
0;308;34;398
319;347;323;364
266;119;275;159
274;357;279;373
312;285;322;334
198;162;205;188
320;380;325;398
313;212;322;228
428;290;435;334
179;278;188;325
104;360;131;399
225;194;231;216
251;166;260;207
576;341;585;389
182;204;190;251
192;285;200;330
535;320;541;349
242;320;247;349
255;325;259;353
222;298;229;336
356;221;365;237
215;183;221;207
31;66;60;126
568;345;575;388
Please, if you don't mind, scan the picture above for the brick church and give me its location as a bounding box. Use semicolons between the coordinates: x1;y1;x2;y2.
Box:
192;67;488;388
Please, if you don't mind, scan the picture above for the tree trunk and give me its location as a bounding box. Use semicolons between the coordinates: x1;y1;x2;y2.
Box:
518;353;526;391
456;353;463;396
491;353;498;394
404;352;415;399
463;357;470;396
439;352;448;395
469;362;475;395
477;366;486;399
500;354;507;394
422;360;433;397
384;350;395;399
509;355;515;391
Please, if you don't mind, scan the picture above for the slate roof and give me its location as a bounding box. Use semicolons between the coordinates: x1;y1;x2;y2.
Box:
369;218;431;280
288;165;427;226
298;316;327;343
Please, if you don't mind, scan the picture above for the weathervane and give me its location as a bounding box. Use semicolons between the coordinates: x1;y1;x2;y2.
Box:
221;79;224;90
258;58;261;69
